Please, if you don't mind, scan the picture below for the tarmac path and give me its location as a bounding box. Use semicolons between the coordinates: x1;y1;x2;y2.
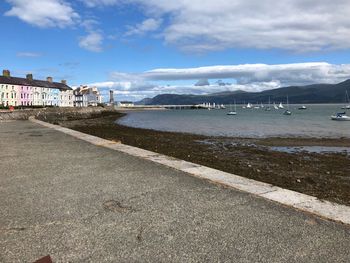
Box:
0;121;349;262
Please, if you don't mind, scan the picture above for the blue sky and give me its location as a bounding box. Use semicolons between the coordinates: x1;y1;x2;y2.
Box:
1;0;350;101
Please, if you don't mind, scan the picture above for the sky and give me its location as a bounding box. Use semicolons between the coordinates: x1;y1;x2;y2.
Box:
1;0;350;101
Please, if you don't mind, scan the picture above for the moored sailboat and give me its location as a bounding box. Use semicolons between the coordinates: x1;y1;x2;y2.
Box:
283;95;291;115
227;100;237;115
265;97;271;111
341;90;350;109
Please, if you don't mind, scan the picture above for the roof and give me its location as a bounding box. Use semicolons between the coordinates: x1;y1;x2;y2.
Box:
74;86;100;95
0;76;72;90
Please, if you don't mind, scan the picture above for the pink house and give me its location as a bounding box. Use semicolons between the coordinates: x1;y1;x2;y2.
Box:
19;85;32;106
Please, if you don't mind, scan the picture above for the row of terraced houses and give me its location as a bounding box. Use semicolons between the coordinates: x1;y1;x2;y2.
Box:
0;70;103;107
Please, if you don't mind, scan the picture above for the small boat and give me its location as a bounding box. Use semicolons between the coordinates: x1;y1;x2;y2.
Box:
246;102;252;109
341;90;350;109
253;104;260;109
278;102;284;109
265;97;271;111
227;100;237;115
220;104;226;109
283;95;291;115
273;102;279;110
331;112;350;121
298;105;307;110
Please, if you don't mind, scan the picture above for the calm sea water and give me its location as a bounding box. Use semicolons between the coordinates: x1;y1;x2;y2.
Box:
117;104;350;138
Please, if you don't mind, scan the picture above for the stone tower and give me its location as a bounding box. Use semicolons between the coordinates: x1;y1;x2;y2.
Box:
109;90;114;104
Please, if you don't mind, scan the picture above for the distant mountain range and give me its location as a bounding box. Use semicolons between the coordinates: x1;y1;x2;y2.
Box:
135;79;350;105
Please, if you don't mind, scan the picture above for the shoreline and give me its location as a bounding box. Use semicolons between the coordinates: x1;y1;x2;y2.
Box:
56;110;350;206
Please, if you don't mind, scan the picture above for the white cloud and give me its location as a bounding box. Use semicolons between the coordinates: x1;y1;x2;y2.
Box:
87;0;350;52
5;0;79;28
142;63;350;86
93;62;350;101
139;0;350;52
87;80;284;102
16;52;42;58
81;0;120;7
125;18;162;36
79;32;104;52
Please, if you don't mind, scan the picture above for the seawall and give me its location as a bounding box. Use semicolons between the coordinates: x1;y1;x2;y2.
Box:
0;106;115;122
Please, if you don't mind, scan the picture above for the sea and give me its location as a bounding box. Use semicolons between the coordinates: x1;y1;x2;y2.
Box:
117;104;350;138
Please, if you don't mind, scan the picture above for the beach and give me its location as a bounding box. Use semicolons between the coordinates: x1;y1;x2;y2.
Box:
55;110;350;206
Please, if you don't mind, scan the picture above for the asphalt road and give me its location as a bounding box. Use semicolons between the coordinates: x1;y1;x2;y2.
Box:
0;121;349;262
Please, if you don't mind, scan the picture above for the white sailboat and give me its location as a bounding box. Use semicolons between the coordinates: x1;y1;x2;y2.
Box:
265;97;271;111
246;102;252;109
283;95;291;115
273;102;279;110
278;102;284;109
341;90;350;109
227;100;237;115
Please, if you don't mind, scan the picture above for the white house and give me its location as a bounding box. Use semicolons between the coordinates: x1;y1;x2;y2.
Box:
74;85;103;107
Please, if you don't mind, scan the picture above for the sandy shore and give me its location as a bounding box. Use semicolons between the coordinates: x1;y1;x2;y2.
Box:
57;111;350;206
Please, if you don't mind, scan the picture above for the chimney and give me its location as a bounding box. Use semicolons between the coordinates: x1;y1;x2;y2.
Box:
47;77;53;83
3;70;10;77
61;80;67;85
26;74;33;81
109;90;114;104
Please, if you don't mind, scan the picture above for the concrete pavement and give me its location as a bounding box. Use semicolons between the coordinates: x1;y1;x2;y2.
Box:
0;121;349;262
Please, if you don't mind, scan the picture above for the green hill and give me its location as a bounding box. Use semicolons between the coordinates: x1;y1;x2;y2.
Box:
137;79;350;105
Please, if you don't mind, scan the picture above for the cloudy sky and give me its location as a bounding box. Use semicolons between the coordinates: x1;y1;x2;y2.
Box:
1;0;350;101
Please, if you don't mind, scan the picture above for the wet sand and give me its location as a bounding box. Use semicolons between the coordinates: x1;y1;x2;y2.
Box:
57;111;350;206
